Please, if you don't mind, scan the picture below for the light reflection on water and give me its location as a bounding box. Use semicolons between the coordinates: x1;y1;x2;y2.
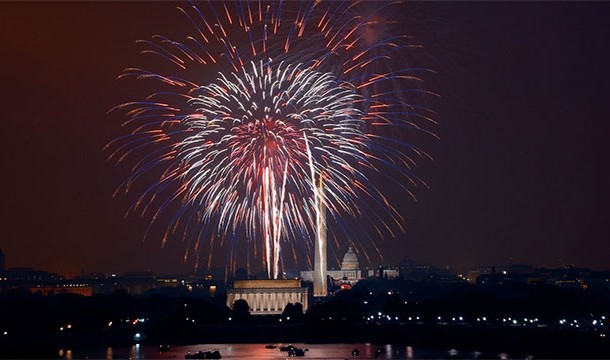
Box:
59;343;448;360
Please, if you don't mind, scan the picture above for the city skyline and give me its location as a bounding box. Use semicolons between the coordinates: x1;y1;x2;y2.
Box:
1;2;610;277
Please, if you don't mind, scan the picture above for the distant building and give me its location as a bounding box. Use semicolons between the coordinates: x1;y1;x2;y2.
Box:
367;266;399;279
122;271;157;294
399;259;461;283
2;267;63;282
301;247;363;286
341;246;360;270
398;258;417;278
0;266;93;296
91;272;158;295
472;265;603;289
226;279;308;315
29;282;93;296
476;272;526;286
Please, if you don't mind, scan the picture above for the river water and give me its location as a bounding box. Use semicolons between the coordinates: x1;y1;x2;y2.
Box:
57;343;480;359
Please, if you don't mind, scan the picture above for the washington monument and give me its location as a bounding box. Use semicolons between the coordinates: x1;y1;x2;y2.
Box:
313;177;327;297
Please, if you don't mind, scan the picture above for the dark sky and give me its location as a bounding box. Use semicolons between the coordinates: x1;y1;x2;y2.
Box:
1;2;609;277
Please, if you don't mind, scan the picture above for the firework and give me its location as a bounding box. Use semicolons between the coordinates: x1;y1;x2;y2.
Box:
109;1;435;278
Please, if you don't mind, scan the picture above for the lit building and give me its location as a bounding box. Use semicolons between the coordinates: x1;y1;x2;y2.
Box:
301;247;363;285
226;279;308;315
367;267;399;279
29;283;93;296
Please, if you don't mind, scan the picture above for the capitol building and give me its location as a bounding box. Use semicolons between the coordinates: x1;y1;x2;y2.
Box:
300;246;363;285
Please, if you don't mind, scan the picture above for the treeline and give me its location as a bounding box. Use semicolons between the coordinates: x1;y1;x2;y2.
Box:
312;278;610;322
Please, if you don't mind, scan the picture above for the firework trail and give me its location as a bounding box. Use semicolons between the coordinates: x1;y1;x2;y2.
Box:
108;1;436;279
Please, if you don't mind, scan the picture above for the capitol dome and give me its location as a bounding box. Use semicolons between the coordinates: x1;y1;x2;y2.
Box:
341;247;360;270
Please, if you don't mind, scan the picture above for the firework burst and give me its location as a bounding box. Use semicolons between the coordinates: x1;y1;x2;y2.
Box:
109;1;436;278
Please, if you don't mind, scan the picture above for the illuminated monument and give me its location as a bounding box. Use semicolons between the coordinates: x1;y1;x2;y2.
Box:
302;247;363;286
226;279;308;315
313;178;327;297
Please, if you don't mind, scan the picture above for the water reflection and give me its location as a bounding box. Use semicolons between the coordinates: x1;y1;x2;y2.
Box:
367;344;416;359
406;345;414;359
130;344;141;359
58;349;72;360
64;343;486;359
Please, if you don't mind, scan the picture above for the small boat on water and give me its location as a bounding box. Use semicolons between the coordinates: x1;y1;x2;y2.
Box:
279;345;297;352
278;345;305;357
287;348;305;357
159;345;170;352
352;348;359;357
184;350;222;359
265;344;277;349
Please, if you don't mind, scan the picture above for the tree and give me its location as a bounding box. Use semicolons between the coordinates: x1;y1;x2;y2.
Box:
282;302;304;321
232;299;250;321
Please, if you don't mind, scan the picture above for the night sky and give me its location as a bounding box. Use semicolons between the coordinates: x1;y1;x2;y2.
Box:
1;2;609;277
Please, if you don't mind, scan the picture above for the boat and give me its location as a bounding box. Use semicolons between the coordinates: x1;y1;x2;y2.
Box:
352;348;359;357
288;348;305;357
265;344;277;349
159;345;170;352
279;345;297;352
184;350;222;359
